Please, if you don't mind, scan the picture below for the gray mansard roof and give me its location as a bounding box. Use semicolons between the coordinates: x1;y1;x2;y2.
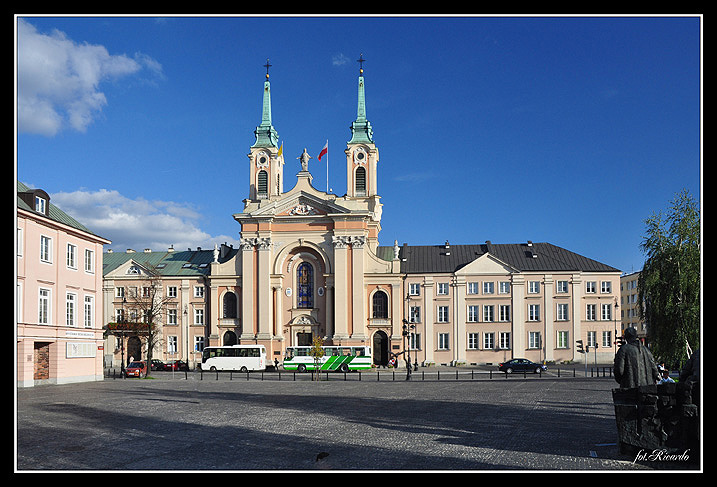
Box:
378;241;619;274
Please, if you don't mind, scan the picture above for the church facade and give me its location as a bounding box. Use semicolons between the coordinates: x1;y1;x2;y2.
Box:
103;62;622;368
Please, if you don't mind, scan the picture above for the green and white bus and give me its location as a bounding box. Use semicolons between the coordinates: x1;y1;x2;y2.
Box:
283;345;372;372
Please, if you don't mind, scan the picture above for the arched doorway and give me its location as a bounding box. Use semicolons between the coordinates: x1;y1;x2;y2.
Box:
223;330;238;346
127;336;142;364
372;330;389;367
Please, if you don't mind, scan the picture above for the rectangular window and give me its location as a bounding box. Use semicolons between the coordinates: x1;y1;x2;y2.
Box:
483;282;494;294
194;286;204;298
39;288;51;324
483;332;494;350
409;306;421;323
84;249;94;273
602;330;612;348
586;281;597;294
67;243;77;269
587;331;597;348
467;333;479;350
437;306;449;323
167;336;178;354
115;287;125;299
194;308;204;325
438;333;450;350
194;336;205;352
409;333;421;351
40;235;52;263
467;305;479;322
437;283;448;295
499;332;511;349
528;281;540;294
167;286;177;298
35;195;46;213
528;304;540;321
601;281;612;294
167;308;177;325
557;330;569;349
529;331;541;349
499;304;511;322
84;295;94;328
557;303;569;321
66;293;77;327
586;304;596;321
556;280;568;293
483;305;494;322
409;283;420;296
499;282;511;294
467;282;479;294
601;303;612;321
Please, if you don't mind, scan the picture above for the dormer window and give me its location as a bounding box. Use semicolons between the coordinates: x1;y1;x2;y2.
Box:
35;196;47;214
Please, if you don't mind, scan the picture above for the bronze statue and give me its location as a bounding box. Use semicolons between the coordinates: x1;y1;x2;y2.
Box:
613;327;660;388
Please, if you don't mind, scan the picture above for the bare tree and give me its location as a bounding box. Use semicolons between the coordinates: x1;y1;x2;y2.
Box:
124;262;173;377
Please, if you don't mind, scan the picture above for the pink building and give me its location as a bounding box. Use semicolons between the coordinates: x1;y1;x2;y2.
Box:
17;181;110;387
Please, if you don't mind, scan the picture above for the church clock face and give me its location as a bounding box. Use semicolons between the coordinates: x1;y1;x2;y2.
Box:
354;148;366;164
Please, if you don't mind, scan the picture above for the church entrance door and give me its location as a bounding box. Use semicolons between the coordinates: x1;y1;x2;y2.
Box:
297;332;313;346
372;331;389;367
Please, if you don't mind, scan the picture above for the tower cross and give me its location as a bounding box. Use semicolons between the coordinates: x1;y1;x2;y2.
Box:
264;59;272;79
357;53;366;74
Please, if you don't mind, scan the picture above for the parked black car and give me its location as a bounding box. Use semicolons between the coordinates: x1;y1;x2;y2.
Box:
150;359;166;371
498;358;547;374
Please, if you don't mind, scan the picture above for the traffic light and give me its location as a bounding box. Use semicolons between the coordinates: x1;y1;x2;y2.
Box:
576;340;584;353
616;335;624;347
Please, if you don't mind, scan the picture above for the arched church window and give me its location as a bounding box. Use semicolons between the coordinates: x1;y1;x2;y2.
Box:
257;170;268;197
372;290;388;319
355;166;366;196
223;292;237;318
297;262;313;308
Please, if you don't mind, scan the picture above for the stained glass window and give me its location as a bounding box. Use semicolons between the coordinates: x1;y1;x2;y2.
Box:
297;262;313;308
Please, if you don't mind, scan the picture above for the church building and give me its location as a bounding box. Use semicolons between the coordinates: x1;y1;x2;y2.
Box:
204;60;622;367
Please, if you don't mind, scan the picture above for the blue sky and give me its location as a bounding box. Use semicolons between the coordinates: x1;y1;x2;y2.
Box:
16;15;701;274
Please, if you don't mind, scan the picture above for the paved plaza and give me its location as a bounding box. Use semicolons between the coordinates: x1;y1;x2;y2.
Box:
15;371;700;471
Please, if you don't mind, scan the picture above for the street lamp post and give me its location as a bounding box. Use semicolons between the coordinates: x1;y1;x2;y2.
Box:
402;320;412;380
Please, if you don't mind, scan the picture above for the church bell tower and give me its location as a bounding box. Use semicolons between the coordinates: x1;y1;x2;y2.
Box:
248;59;284;200
346;54;379;199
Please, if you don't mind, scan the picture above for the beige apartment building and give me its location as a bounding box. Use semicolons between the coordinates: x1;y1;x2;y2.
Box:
100;63;622;368
620;271;647;341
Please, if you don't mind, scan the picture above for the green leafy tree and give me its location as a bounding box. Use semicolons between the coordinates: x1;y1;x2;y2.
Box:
638;189;700;367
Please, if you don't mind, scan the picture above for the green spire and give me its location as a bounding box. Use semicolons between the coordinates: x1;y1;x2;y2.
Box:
349;54;373;144
252;59;279;148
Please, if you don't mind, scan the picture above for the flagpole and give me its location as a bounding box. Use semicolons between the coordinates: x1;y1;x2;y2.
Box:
326;140;329;193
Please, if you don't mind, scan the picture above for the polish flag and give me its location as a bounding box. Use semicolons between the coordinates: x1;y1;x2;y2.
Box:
318;141;328;161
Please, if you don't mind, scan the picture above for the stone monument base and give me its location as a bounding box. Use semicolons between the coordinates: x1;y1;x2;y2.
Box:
612;381;699;464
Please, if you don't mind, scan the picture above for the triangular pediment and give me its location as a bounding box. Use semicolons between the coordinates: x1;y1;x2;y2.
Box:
455;252;519;275
252;191;352;217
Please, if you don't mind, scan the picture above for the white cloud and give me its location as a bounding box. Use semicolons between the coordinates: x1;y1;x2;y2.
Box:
17;18;162;136
49;188;239;252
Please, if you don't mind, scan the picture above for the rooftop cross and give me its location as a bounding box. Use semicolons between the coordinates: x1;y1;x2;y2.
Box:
357;53;366;75
264;58;272;79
